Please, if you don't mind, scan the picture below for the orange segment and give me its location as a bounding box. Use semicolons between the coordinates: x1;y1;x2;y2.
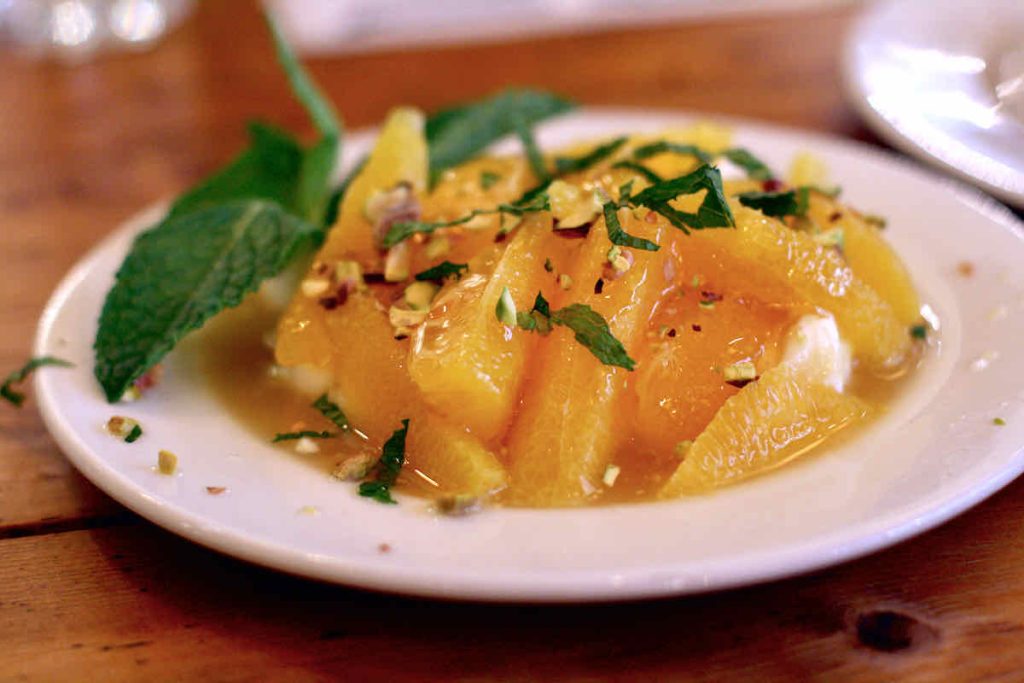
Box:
505;211;666;506
660;362;870;496
408;214;565;441
690;206;911;370
404;417;507;496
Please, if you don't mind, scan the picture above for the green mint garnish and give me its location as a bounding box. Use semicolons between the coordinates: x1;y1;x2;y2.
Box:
359;419;410;504
553;136;628;175
721;148;774;181
514;291;635;370
383;192;549;248
632;140;712;164
603;202;659;251
273;430;336;442
910;324;928;340
124;424;143;443
736;190;800;217
629;164;735;234
95;201;319;402
611;160;664;185
1;356;73;408
94;18;341;402
425;89;574;185
480;170;502;190
312;393;349;431
993;417;1006;426
415;261;469;282
515;117;550;183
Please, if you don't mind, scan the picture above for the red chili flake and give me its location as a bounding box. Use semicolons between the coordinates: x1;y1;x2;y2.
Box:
700;290;723;302
494;232;508;243
394;333;409;341
594;278;604;294
378;543;392;554
725;377;758;389
829;211;842;222
667;328;677;338
318;296;339;310
133;365;163;393
762;178;784;192
691;324;702;332
644;211;658;224
956;261;975;278
362;272;386;284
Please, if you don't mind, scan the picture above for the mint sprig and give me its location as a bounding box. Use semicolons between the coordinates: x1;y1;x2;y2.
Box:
96;201;319;402
736;190;800;217
382;191;550;248
722;148;774;181
415;261;469;282
629;164;734;234
94;18;341;402
602;202;659;251
312;393;349;431
359;419;410;504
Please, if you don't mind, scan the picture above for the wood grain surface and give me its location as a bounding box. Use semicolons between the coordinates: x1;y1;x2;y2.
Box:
1;2;1022;681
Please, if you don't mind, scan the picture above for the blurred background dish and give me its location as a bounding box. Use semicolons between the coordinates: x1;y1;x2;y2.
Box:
843;0;1024;208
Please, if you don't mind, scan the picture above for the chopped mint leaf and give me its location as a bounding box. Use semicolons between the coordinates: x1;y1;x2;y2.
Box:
629;164;735;234
736;190;800;217
415;261;469;282
95;201;319;402
612;160;663;185
1;356;73;407
480;170;502;190
426;89;574;185
124;424;143;443
910;324;928;340
632;140;712;164
551;304;636;370
312;393;349;430
514;118;549;182
603;202;659;251
515;291;634;370
273;430;336;442
722;148;774;181
359;419;410;504
383;192;550;248
553;136;628;175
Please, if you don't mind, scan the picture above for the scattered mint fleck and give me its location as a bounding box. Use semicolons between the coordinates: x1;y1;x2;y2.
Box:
910;324;928;340
312;393;349;431
629;164;735;234
514;291;635;370
736;190;800;217
993;417;1006;426
415;261;469;282
273;430;336;442
480;170;502;190
553;136;628;175
603;202;659;251
383;191;549;247
2;356;73;407
721;148;774;181
359;419;410;504
611;160;663;185
124;424;143;443
632;140;712;164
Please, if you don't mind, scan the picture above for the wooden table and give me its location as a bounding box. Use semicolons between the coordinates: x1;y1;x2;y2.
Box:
2;3;1023;680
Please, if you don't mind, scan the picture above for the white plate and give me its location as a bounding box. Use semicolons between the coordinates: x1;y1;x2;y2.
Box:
843;0;1024;209
35;109;1024;602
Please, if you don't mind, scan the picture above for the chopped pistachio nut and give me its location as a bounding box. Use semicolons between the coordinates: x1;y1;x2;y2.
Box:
548;179;602;229
691;275;700;288
334;260;366;289
698;300;716;310
812;228;845;250
294;436;321;455
424;235;451;260
157;449;178;475
364;183;413;223
674;440;693;459
105;415;141;442
606;246;633;276
384;242;411;282
602;464;621;487
993;417;1006;426
558;273;573;290
332;453;376;482
298;505;320;516
403;281;439;311
435;493;482;516
863;214;887;229
495;286;517;326
723;360;758;383
388;305;429;329
300;278;331;298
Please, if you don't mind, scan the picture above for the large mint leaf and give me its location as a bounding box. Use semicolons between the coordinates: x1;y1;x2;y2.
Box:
426;89;574;184
94;201;318;401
